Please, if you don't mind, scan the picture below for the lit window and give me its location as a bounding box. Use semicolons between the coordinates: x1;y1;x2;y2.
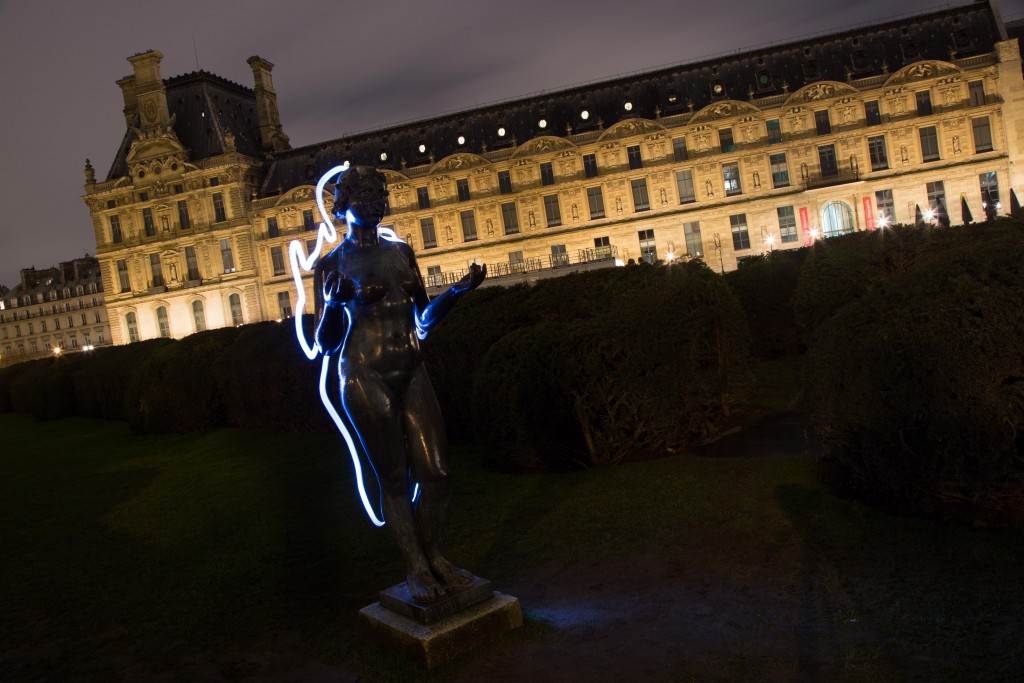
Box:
638;229;657;264
631;179;650;211
156;306;170;338
876;189;895;224
868;136;889;171
457;135;466;145
501;202;519;234
777;206;798;243
126;312;138;343
497;128;506;137
460;210;477;241
586;187;605;219
683;221;702;257
192;300;206;333
730;214;750;250
420;217;437;248
229;293;243;325
769;154;789;188
723;163;742;196
277;291;292;318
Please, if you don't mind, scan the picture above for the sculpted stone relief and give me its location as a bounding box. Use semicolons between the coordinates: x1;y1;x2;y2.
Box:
597;118;666;142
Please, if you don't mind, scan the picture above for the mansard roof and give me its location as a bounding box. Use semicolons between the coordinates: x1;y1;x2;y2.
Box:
259;2;1002;195
106;71;264;181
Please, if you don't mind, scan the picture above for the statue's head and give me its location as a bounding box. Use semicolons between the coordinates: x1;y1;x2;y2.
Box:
332;165;388;226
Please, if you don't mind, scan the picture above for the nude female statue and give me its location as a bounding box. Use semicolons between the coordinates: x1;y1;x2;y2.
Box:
313;166;486;602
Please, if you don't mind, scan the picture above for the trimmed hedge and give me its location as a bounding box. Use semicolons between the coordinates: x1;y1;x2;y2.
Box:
725;249;807;360
804;221;1024;524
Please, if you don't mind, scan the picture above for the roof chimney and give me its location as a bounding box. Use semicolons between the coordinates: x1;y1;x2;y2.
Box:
247;56;291;152
127;50;170;130
116;74;138;128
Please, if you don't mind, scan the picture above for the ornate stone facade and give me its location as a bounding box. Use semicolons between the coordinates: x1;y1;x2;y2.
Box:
84;4;1024;345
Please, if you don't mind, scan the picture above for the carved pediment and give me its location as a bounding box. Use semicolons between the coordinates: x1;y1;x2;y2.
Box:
689;101;761;125
126;116;187;170
510;136;576;159
597;118;667;142
783;81;859;109
428;153;489;174
274;185;319;207
885;60;962;87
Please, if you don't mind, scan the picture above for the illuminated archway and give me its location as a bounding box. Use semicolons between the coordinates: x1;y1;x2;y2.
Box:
821;201;855;238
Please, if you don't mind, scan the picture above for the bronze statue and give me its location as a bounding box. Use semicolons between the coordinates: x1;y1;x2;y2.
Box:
314;166;486;603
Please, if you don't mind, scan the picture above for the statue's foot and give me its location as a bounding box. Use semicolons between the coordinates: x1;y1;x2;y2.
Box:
430;557;474;588
406;570;445;603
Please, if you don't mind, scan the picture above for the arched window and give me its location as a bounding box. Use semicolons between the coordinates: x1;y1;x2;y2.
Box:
88;283;97;294
126;312;139;343
156;306;170;338
76;285;84;296
62;288;70;299
821;201;855;238
192;300;206;332
228;293;243;326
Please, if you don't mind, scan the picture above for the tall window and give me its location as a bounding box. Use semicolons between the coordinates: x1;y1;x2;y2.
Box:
672;138;688;161
551;244;568;266
220;238;235;273
719;128;735;153
498;170;513;193
110;216;123;243
723;163;742;196
303;209;315;231
683;221;703;257
818;144;838;177
676;170;696;203
212;193;226;223
915;90;933;116
730;214;750;250
766;119;783;144
868;135;889;171
980;172;1000;219
192;300;206;333
420;217;437;248
501;202;519;234
627;145;643;169
586;187;605;219
769;154;789;187
876;189;895;225
177;200;191;230
540;162;555;186
143;208;156;237
457;178;471;200
920;126;940;161
972;117;993;153
424;266;442;287
777;206;798;243
156;306;170;338
864;100;881;126
149;253;164;287
968;80;986;106
267;216;279;237
277;291;292;318
185;246;200;281
927;180;947;216
814;110;831;135
544;194;562;227
271;246;285;276
417;187;430;209
229;293;243;325
460;210;477;241
125;312;139;343
631;179;650;211
638;229;657;264
583;154;598;178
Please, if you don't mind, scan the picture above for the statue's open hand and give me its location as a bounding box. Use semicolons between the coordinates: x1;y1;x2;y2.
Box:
454;263;487;293
323;271;356;306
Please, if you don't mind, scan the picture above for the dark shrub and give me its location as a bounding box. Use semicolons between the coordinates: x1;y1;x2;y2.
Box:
725;249;807;359
0;361;42;413
473;261;750;469
8;354;88;421
70;339;174;421
123;327;240;433
806;228;1024;524
215;319;333;433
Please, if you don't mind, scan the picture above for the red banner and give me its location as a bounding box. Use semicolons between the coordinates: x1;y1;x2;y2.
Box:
863;197;876;231
800;207;811;246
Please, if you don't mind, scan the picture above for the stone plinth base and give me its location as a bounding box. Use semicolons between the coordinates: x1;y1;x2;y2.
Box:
359;592;522;669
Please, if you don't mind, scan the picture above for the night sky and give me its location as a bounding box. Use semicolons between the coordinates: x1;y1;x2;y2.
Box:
1;0;1022;288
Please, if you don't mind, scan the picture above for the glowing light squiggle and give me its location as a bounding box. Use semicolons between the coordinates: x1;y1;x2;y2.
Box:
287;163;420;527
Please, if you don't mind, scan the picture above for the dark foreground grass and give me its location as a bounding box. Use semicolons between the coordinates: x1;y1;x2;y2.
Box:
1;412;1022;682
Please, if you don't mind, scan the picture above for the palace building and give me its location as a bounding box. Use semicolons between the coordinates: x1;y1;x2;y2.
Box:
84;0;1024;345
0;257;110;366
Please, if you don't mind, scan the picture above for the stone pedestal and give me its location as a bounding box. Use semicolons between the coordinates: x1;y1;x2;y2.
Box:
359;577;522;669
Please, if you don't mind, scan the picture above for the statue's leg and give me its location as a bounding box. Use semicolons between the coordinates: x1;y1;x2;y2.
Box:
404;364;474;588
341;362;445;602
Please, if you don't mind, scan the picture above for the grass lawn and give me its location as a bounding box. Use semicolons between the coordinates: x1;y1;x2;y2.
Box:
1;411;1022;682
